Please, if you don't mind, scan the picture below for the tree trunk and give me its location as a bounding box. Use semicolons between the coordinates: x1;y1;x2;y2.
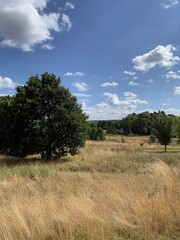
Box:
164;145;167;152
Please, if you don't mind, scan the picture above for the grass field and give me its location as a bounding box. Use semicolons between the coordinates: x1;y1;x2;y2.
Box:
0;136;180;240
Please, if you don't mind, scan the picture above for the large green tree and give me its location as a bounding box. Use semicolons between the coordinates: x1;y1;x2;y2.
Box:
0;95;14;152
176;118;180;143
153;113;172;152
0;73;87;160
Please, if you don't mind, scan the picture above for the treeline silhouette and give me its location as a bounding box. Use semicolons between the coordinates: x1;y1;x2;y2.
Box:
95;111;179;136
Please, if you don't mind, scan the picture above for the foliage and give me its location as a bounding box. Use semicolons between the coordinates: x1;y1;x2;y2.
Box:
87;123;106;141
0;73;87;160
176;118;180;143
97;111;179;136
0;96;14;152
153;113;172;152
97;120;122;134
148;134;156;144
96;127;106;141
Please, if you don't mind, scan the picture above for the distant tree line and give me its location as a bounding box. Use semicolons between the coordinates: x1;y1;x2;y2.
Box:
97;111;180;137
97;111;180;151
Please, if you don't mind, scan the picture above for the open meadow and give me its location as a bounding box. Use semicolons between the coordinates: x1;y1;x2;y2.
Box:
0;136;180;240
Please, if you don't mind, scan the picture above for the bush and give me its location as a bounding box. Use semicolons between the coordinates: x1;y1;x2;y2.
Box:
87;125;106;141
148;134;156;144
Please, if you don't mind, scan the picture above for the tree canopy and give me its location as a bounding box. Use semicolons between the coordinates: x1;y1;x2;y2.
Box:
97;111;179;136
0;73;88;160
86;123;106;141
153;113;173;152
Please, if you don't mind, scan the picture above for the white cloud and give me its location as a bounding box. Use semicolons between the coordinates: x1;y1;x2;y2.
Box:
0;0;73;51
95;102;110;109
73;93;92;98
124;92;137;98
174;86;180;95
82;104;180;120
100;82;118;87
64;72;84;77
129;81;139;87
60;14;72;32
65;2;75;10
104;93;121;105
104;92;148;107
166;70;180;79
82;92;148;120
0;77;16;89
162;108;180;115
73;82;88;91
81;104;129;120
163;0;178;9
135;99;148;104
124;70;136;76
41;43;55;50
133;45;180;72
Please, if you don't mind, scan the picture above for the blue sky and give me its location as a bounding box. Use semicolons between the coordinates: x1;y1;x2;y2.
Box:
0;0;180;120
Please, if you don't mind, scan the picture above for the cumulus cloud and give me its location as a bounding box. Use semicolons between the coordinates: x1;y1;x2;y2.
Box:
104;93;121;105
133;45;180;72
81;92;148;120
73;82;88;91
0;76;16;89
0;0;73;51
162;108;180;115
124;70;136;76
124;92;137;98
95;102;110;109
80;102;180;120
60;14;72;32
86;106;134;120
65;2;75;10
100;82;118;87
64;72;84;77
129;81;140;87
104;92;148;108
163;0;178;9
174;86;180;95
166;70;180;79
135;99;148;104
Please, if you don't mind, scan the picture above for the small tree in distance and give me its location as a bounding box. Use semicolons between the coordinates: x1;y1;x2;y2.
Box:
153;113;172;152
0;73;88;160
176;118;180;144
87;123;106;141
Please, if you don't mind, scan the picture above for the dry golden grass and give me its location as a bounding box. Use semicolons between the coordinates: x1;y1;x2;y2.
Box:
0;137;180;240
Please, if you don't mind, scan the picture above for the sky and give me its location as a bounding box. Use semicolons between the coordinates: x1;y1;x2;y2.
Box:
0;0;180;120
